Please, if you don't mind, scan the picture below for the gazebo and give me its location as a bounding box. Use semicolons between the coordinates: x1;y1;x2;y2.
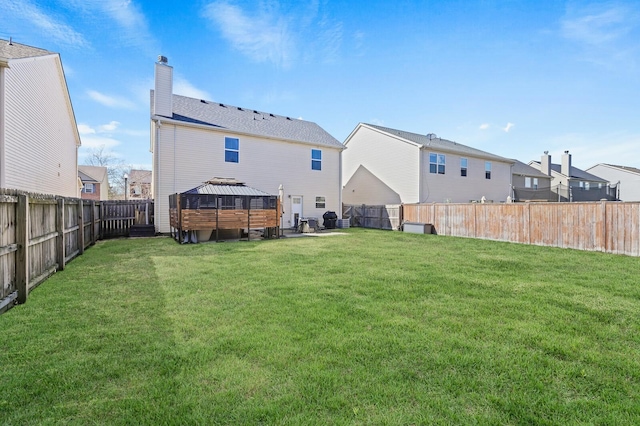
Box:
169;178;281;243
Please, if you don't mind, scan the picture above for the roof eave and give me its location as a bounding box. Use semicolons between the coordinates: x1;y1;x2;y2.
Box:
152;114;344;150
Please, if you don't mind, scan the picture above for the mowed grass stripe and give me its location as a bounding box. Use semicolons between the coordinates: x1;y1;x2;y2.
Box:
1;229;639;424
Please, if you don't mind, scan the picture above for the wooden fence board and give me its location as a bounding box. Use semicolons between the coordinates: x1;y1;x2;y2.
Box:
402;201;640;256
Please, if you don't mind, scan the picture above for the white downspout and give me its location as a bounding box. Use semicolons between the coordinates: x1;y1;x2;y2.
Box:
0;62;7;188
338;148;343;219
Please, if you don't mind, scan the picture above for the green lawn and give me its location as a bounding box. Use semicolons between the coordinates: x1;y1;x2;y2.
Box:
1;229;639;424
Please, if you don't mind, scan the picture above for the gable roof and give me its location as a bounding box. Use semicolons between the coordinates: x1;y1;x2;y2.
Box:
78;170;98;183
593;164;640;176
151;91;343;149
0;39;52;60
78;165;108;184
511;159;552;178
530;161;607;182
361;123;513;163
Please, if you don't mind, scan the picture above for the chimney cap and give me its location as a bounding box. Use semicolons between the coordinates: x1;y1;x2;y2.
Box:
157;55;168;64
544;151;549;155
564;150;569;154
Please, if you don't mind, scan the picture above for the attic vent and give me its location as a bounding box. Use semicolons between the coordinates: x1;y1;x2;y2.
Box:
219;103;225;107
269;113;275;117
237;107;243;111
253;110;259;114
200;99;207;104
286;117;291;120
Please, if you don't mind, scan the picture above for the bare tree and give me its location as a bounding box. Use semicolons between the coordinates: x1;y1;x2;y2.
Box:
84;146;130;199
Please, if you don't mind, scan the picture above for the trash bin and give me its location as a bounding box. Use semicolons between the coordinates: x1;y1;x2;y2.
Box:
322;211;338;229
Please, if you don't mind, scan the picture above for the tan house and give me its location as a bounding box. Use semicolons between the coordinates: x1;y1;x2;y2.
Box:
150;57;343;233
0;39;80;197
342;123;514;205
78;165;109;200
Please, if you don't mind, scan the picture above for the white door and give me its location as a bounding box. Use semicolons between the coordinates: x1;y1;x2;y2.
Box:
291;196;303;227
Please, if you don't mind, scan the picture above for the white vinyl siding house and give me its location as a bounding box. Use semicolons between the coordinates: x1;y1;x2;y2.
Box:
0;40;80;197
343;123;513;205
586;164;639;201
150;58;343;233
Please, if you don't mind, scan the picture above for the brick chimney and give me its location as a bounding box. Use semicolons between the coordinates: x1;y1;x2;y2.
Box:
541;151;551;176
561;150;572;177
153;55;173;117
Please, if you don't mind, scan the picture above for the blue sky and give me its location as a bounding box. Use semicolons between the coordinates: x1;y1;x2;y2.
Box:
2;0;639;170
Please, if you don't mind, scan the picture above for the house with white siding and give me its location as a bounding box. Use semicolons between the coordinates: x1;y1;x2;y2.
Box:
150;57;343;233
342;123;513;205
585;164;637;201
0;39;80;197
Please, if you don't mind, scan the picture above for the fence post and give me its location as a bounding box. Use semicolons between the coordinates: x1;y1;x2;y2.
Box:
601;201;607;253
90;200;96;245
78;200;85;254
56;198;65;271
16;194;29;304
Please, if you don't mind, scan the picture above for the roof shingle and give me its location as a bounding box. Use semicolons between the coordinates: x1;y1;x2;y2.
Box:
0;39;51;60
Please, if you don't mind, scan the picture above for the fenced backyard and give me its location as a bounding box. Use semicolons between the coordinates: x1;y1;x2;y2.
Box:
0;189;153;313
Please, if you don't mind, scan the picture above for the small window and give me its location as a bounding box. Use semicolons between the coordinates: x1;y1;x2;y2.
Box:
485;162;491;179
533;178;538;189
315;196;325;208
460;158;467;177
84;183;94;193
430;153;445;174
525;177;531;188
312;149;322;170
585;182;590;190
225;137;239;163
579;181;584;188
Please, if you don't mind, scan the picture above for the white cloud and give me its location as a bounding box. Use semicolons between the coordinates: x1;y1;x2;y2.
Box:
0;0;88;48
174;77;212;100
87;90;137;110
203;1;294;68
98;121;120;132
503;122;515;132
562;5;632;46
79;136;121;149
479;123;490;130
77;124;96;135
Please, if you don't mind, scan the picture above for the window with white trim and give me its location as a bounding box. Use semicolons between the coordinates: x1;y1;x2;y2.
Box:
311;149;322;170
83;183;94;193
430;153;445;174
533;178;538;189
460;158;468;177
315;196;325;208
485;162;491;179
225;137;239;163
525;177;532;188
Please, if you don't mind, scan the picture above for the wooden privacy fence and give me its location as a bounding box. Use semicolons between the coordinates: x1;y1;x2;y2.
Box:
0;190;154;313
342;204;401;230
402;201;640;256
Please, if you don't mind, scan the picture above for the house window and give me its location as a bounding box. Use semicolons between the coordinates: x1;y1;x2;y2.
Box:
225;137;239;163
460;158;467;177
84;183;94;193
525;177;531;188
315;196;326;208
485;162;491;179
430;153;445;174
579;181;584;188
311;149;322;170
585;182;590;190
533;178;538;189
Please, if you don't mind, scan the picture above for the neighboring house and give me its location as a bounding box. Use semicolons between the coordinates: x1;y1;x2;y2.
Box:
78;165;109;200
511;159;553;202
586;164;638;201
342;123;514;205
128;169;152;199
0;39;80;197
150;57;343;233
528;151;616;202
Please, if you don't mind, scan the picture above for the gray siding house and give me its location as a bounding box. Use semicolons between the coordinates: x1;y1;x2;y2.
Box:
511;159;553;201
342;123;514;205
528;151;616;202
